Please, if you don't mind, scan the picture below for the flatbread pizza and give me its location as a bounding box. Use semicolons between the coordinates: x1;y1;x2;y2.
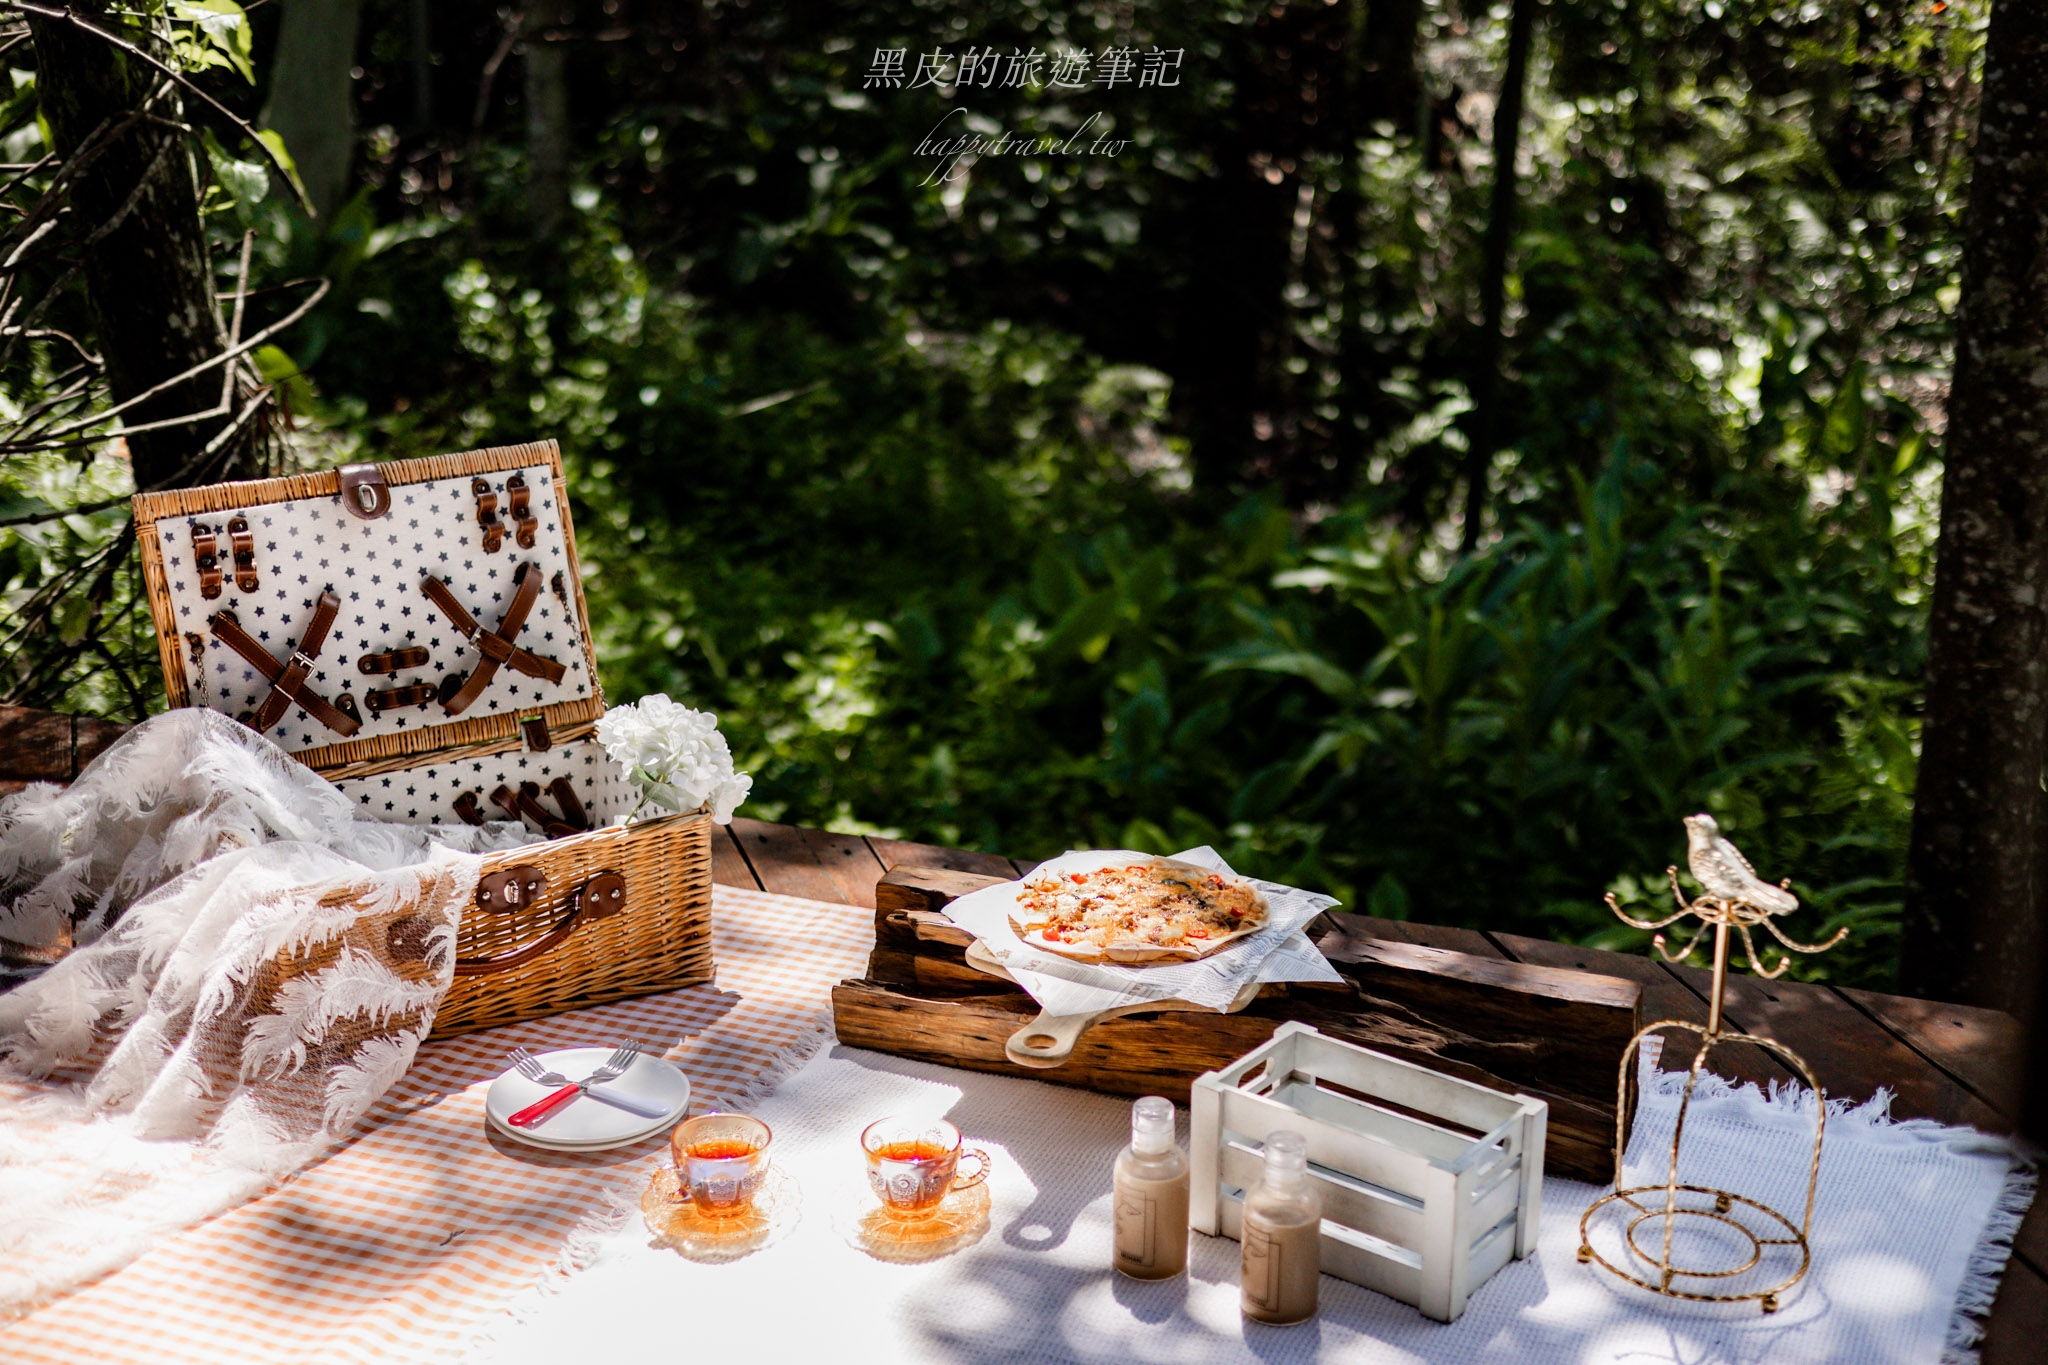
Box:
1010;856;1269;963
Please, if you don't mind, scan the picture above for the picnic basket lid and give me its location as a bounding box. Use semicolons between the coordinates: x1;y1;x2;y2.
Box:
131;440;605;776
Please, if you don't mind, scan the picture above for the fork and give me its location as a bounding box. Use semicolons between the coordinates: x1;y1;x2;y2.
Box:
506;1042;667;1127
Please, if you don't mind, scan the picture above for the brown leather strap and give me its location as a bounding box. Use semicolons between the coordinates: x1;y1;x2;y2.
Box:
546;777;588;831
251;590;342;732
359;646;430;674
507;473;538;548
452;871;623;976
490;784;524;822
453;791;487;826
495;782;576;838
338;463;392;520
228;516;258;591
453;904;581;976
520;714;552;752
365;682;436;715
191;523;223;599
473;478;503;553
421;562;565;715
208;595;360;737
519;781;579;837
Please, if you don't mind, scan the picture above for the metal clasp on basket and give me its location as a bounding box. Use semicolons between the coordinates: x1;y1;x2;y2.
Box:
477;865;547;910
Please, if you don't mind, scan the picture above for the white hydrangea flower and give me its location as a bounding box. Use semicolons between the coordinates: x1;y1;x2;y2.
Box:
596;695;753;824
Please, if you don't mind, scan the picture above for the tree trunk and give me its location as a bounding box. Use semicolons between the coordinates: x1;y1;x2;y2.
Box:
1459;0;1537;553
1902;0;2048;1136
410;0;434;132
28;3;250;489
1358;0;1424;135
525;39;571;240
262;0;363;222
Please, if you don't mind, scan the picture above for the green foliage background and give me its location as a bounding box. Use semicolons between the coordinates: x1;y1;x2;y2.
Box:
3;0;1980;989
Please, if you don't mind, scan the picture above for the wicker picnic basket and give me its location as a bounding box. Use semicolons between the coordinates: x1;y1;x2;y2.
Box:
131;440;713;1037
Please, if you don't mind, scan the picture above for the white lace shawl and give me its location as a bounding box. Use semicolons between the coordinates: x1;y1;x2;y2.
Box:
0;709;536;1317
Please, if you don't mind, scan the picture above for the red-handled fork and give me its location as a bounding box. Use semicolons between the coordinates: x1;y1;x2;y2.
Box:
506;1042;646;1128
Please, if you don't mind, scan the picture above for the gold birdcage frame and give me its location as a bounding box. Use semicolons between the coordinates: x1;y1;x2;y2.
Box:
1577;854;1847;1314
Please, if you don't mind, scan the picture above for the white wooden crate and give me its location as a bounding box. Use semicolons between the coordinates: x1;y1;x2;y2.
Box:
1189;1022;1546;1323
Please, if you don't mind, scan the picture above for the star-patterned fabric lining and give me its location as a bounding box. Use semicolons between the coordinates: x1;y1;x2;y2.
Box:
155;464;593;753
331;735;639;828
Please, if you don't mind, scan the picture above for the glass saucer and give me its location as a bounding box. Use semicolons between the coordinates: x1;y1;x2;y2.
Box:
641;1163;801;1263
833;1180;993;1264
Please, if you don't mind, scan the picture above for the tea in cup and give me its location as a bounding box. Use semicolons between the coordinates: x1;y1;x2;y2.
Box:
861;1115;990;1219
670;1113;772;1217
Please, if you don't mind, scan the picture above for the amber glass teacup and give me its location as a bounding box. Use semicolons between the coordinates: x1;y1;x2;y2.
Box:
670;1113;772;1217
860;1115;990;1219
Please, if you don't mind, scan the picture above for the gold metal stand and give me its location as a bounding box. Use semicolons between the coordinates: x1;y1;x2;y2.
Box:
1577;848;1848;1314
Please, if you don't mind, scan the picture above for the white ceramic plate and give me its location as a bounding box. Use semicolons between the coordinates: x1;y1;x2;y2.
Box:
483;1047;690;1151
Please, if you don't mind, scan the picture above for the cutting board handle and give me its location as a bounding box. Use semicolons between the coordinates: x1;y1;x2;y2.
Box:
1005;1009;1104;1068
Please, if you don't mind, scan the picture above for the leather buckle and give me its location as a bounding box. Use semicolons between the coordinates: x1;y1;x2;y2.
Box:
358;646;431;675
289;651;317;675
577;870;627;920
366;682;436;715
507;473;538;549
473;478;504;553
191;522;223;600
338;463;393;520
476;864;547;911
228;516;258;592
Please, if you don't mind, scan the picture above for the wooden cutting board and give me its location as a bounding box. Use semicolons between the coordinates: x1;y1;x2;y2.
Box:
831;866;1645;1182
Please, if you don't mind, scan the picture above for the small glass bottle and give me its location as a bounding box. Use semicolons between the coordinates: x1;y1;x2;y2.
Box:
1241;1129;1321;1325
1113;1096;1190;1280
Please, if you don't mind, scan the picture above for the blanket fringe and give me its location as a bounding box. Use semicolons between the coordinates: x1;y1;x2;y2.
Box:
1940;1153;2039;1365
457;1007;840;1362
1637;1037;2039;1364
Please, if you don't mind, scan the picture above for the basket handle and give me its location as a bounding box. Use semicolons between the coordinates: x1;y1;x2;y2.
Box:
453;869;627;977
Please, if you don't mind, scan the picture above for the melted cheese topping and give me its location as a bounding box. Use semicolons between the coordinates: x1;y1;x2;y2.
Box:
1016;861;1266;951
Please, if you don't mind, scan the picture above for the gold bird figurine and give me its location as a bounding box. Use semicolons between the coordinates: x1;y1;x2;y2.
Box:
1683;813;1797;915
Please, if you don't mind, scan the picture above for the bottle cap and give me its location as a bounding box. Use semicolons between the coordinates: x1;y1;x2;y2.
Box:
1131;1095;1176;1155
1262;1129;1308;1186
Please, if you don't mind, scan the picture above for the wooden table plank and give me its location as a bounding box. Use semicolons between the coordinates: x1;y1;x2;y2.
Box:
70;716;128;771
1672;962;2009;1132
1838;986;2023;1119
1333;912;1506;959
709;822;761;890
866;836;1017;880
2013;1194;2048;1279
1491;932;1797;1091
1008;856;1043;878
1982;1255;2048;1365
727;817;886;907
0;706;72;781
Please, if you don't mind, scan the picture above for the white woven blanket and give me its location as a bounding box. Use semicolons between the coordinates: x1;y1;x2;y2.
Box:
479;1044;2033;1365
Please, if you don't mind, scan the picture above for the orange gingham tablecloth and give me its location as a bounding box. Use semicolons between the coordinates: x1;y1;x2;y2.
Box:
0;884;874;1364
